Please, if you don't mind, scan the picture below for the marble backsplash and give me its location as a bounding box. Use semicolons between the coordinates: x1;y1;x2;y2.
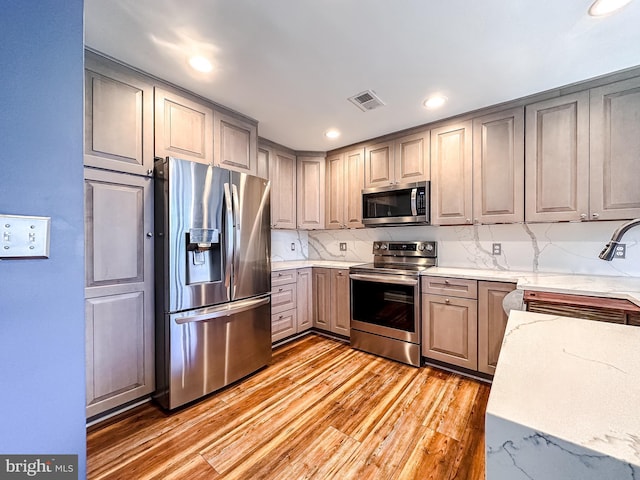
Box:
272;221;640;277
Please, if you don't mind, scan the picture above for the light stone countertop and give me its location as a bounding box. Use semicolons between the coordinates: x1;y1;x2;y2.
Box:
271;260;365;271
422;267;640;306
485;310;640;479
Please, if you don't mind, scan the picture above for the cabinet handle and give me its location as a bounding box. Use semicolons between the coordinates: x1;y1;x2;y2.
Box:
465;218;471;224
445;298;450;304
592;213;600;219
580;213;587;220
279;288;283;292
146;232;153;238
444;279;450;284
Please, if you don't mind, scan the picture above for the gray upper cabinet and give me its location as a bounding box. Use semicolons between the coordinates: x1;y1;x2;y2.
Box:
213;109;257;175
472;107;524;224
525;92;590;222
84;168;154;418
589;76;640;220
326;147;365;229
257;146;270;180
269;148;297;229
154;87;214;165
430;121;473;225
364;131;429;188
364;140;394;187
84;55;154;176
296;155;325;230
394;131;430;184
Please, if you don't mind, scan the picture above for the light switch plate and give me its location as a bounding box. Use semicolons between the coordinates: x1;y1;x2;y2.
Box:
1;214;51;259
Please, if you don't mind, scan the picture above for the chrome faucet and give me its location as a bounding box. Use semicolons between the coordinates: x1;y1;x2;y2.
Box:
599;218;640;261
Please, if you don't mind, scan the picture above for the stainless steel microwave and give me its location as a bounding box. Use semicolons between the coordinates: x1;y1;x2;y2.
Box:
362;181;430;226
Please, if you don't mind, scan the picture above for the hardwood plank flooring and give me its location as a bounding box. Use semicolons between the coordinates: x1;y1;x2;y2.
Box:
87;334;490;480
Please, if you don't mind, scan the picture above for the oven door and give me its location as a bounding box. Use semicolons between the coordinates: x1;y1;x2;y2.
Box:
350;273;420;344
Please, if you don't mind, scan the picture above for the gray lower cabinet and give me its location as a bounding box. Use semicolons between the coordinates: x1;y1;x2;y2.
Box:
84;52;154;176
271;268;313;343
422;276;515;374
84;167;154;418
312;268;350;337
296;268;313;331
477;281;515;375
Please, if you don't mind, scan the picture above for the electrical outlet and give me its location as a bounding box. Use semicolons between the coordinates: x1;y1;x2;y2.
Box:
492;243;502;256
290;243;296;251
339;242;347;251
614;243;626;259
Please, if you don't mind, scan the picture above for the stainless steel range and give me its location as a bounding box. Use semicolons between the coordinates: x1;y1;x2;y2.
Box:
350;241;437;367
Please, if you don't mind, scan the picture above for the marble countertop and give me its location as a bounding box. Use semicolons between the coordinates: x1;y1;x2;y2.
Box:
271;260;364;271
485;310;640;479
422;267;640;307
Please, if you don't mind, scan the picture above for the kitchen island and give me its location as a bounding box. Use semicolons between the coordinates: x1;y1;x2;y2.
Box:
485;310;640;479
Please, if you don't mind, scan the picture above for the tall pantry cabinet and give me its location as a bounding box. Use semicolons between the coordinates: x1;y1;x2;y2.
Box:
84;53;155;418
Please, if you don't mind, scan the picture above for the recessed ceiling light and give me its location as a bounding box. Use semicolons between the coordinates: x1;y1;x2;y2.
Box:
423;95;447;110
325;129;341;139
189;56;213;73
588;0;633;16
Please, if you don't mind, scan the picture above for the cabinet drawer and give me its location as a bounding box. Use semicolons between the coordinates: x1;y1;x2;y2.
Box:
421;276;478;299
272;283;296;314
272;269;297;287
272;310;297;343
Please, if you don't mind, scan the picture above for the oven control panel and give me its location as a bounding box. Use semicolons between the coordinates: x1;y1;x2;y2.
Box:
372;241;436;257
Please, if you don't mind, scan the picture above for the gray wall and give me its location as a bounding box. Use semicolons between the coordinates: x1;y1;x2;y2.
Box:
0;0;86;475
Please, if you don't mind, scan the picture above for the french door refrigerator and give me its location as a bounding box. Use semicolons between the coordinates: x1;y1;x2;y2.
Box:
154;157;271;410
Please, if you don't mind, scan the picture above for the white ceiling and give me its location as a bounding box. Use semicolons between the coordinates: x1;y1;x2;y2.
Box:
85;0;640;151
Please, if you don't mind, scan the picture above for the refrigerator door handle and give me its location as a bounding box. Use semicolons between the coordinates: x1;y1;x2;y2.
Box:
173;296;271;324
223;182;233;297
231;183;240;294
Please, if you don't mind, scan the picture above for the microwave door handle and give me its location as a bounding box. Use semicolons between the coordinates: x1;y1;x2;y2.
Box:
231;183;240;295
223;182;233;299
411;188;417;216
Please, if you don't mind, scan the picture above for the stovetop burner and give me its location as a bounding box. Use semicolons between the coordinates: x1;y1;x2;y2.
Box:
350;241;437;276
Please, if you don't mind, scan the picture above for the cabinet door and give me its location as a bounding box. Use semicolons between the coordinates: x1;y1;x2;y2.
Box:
590;77;640;220
478;281;515;375
525;92;589;222
364;141;394;187
325;152;345;230
214;109;257;175
330;269;351;337
422;294;478;370
394;131;430;183
296;268;313;332
344;148;365;228
473;107;524;224
84;58;154;176
271;283;296;315
272;311;297;343
154;87;213;165
296;155;325;230
431;121;473;225
84;168;154;417
270;150;297;229
257;147;270;180
312;268;331;330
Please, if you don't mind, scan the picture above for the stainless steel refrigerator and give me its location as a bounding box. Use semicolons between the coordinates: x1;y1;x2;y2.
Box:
154;156;271;410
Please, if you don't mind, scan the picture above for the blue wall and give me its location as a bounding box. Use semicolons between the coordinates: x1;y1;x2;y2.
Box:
0;1;86;476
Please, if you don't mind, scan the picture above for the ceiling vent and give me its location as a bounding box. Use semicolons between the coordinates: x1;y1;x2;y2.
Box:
348;90;386;112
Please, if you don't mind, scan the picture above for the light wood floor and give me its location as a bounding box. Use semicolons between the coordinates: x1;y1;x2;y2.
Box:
87;334;490;480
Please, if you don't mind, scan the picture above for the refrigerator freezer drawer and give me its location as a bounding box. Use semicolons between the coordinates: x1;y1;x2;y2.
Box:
155;296;271;410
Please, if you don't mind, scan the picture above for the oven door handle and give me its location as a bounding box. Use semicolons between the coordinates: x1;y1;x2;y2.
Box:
349;273;418;286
